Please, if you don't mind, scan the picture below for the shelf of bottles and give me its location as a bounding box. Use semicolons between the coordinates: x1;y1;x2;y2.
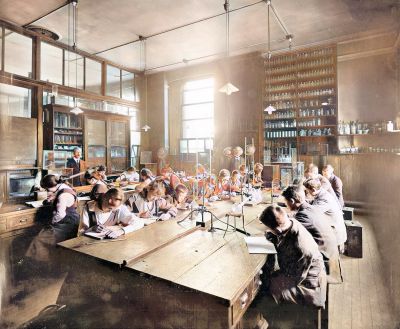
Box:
264;44;338;160
53;111;84;159
338;120;400;154
263;140;297;164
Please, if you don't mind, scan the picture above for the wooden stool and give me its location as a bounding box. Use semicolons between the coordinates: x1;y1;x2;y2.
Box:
224;212;246;237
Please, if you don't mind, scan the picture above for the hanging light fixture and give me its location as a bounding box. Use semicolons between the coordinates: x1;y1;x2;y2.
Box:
69;0;83;115
219;0;239;96
140;36;151;132
264;0;276;115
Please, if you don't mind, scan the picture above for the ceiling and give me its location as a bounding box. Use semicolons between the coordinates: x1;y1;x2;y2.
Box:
0;0;399;73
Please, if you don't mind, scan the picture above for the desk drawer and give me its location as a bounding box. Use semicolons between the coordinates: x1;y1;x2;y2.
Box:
232;285;252;326
6;213;36;231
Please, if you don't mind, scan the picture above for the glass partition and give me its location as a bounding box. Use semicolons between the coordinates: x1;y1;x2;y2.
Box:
0;83;31;117
40;41;63;84
64;50;84;89
87;118;107;168
106;65;121;98
122;70;135;101
4;29;32;78
85;58;102;94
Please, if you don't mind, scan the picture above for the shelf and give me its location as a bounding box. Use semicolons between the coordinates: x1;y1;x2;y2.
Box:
269;77;298;85
296;72;335;82
263;45;338;159
54;126;82;130
298;104;336;109
54;143;83;145
266;87;296;93
298;135;335;138
295;63;336;73
264;117;296;121
297;83;336;92
338;132;400;137
297;125;336;129
298;93;336;100
54;132;83;135
298;115;336;119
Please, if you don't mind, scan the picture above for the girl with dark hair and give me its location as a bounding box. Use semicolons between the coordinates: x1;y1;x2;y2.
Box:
26;174;80;261
81;188;144;239
126;180;177;221
135;168;155;192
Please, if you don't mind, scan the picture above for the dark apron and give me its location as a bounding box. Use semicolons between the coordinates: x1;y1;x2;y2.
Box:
26;189;79;262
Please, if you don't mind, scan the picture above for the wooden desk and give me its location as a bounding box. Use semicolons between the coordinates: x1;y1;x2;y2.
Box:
58;200;269;329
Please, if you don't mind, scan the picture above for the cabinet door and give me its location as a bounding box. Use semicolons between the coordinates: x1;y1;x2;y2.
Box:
110;121;128;171
87;118;107;168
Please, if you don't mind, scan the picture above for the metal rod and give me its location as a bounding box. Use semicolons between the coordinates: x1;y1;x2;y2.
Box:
23;1;70;28
269;2;291;38
93;0;264;56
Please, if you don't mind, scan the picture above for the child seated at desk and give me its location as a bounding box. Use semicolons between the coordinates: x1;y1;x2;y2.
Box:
81;188;144;238
213;169;232;199
230;170;241;192
172;183;190;208
126;180;177;220
117;166;140;184
135;168;155;192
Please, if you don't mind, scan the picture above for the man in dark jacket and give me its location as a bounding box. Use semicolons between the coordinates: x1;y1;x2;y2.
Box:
303;178;347;250
66;147;85;186
322;164;344;208
282;185;342;283
259;205;327;307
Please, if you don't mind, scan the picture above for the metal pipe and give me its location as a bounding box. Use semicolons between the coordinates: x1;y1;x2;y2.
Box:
93;0;264;56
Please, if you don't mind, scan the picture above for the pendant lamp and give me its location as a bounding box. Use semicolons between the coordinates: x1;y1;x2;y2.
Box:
69;0;83;115
219;0;239;95
264;0;276;114
140;37;151;132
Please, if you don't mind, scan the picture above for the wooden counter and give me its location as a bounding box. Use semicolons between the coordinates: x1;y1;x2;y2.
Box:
58;200;269;329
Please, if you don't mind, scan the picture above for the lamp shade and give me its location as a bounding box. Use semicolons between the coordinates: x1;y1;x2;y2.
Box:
219;82;239;95
141;124;151;132
264;105;276;115
70;106;83;115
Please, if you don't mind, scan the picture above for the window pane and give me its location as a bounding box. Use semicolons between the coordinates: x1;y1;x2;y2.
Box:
40;42;63;84
131;131;140;145
106;65;121;98
205;139;213;150
130;113;140;130
0;83;31;117
182;103;214;120
183;88;213;104
64;50;84;89
180;140;188;154
188;139;205;153
184;78;214;90
4;29;32;78
182;119;213;139
85;58;102;94
122;70;135;101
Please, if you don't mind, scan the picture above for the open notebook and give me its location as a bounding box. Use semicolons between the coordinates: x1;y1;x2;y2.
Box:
244;236;277;254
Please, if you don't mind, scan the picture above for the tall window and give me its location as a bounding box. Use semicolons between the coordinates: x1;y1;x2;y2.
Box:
180;78;214;153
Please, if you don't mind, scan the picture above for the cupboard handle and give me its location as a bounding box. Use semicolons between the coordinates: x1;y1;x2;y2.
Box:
19;219;27;223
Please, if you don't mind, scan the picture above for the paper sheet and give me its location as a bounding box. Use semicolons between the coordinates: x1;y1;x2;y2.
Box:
244;236;277;254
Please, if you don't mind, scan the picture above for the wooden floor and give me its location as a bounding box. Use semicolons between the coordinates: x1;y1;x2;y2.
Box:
329;217;398;329
1;216;399;329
